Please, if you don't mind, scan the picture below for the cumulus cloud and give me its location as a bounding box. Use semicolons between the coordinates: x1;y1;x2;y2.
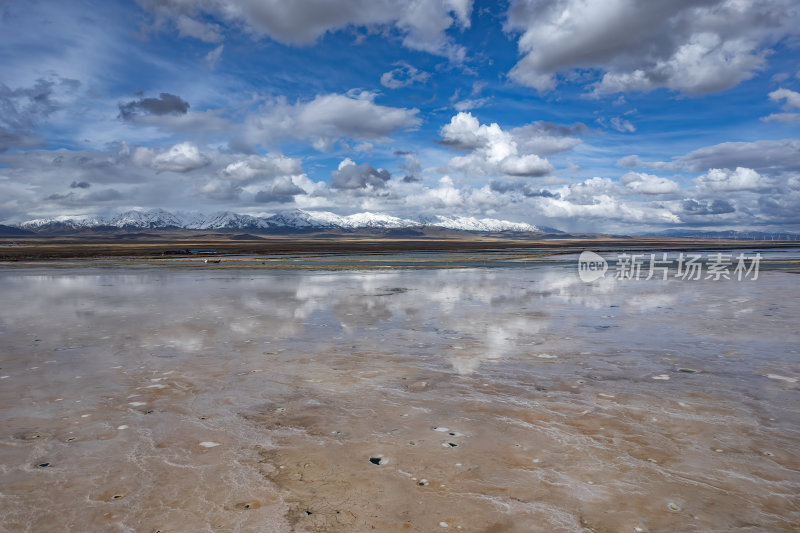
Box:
219;154;302;183
439;112;555;177
0;139;314;220
240;91;420;151
254;177;306;203
682;198;735;215
510;121;586;156
498;154;553;177
380;62;429;89
621;172;680;195
504;0;799;94
617;155;642;168
134;142;211;173
118;92;190;120
200;152;307;204
199;179;240;201
330;158;391;190
197;154;307;203
762;87;800;123
534;176;681;224
438;112;489;150
557;176;617;204
401;175;466;210
139;0;473;61
694;167;767;192
769;88;800;109
489;180;559;198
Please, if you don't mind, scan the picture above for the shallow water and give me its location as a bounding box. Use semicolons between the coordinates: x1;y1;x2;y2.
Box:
0;262;799;532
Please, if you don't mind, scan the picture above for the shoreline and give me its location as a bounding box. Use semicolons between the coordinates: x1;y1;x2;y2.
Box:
1;236;799;262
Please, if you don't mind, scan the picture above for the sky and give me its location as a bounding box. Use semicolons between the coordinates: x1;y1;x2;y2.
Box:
1;0;799;233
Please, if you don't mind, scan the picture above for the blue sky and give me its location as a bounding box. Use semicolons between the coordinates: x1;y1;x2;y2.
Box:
1;0;799;232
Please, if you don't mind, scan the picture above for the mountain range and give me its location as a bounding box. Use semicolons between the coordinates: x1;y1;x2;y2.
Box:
15;208;554;234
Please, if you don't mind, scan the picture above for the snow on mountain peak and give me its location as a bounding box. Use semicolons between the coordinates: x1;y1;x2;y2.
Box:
110;209;184;228
18;208;542;233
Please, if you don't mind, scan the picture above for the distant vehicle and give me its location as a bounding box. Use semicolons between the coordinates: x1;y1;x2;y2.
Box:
203;258;221;264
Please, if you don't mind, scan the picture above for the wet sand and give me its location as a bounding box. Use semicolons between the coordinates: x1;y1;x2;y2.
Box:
0;260;799;532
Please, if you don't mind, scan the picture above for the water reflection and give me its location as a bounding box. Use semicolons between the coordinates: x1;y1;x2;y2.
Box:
1;267;796;377
1;266;799;532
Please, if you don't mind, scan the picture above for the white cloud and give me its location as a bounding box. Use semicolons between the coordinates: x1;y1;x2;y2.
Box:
453;97;490;111
557;176;616;203
617;155;641;168
681;198;735;216
504;0;799;94
694;167;767;192
609;116;635;133
380;62;429;89
509;121;585;156
439;112;555;177
176;15;224;43
762;113;800;124
330;158;391;191
140;0;473;61
241;92;420;151
536;192;680;224
769;88;800;109
499;154;554;177
253;176;306;203
597;115;636;133
219;154;302;183
134;142;211;173
402;176;466;210
762;88;800;123
620;172;680;195
592;34;766;95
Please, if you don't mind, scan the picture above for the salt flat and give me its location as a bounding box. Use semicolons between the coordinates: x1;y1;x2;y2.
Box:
0;257;798;532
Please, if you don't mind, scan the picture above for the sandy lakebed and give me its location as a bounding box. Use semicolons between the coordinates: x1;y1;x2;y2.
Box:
1;249;799;532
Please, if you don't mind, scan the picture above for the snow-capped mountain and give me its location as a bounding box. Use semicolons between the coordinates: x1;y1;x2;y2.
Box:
17;209;544;233
338;212;414;229
419;215;539;233
109;208;184;229
18;214;108;230
185;212;269;230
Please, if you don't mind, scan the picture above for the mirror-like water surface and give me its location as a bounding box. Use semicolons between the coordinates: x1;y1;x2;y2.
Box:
1;264;798;532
